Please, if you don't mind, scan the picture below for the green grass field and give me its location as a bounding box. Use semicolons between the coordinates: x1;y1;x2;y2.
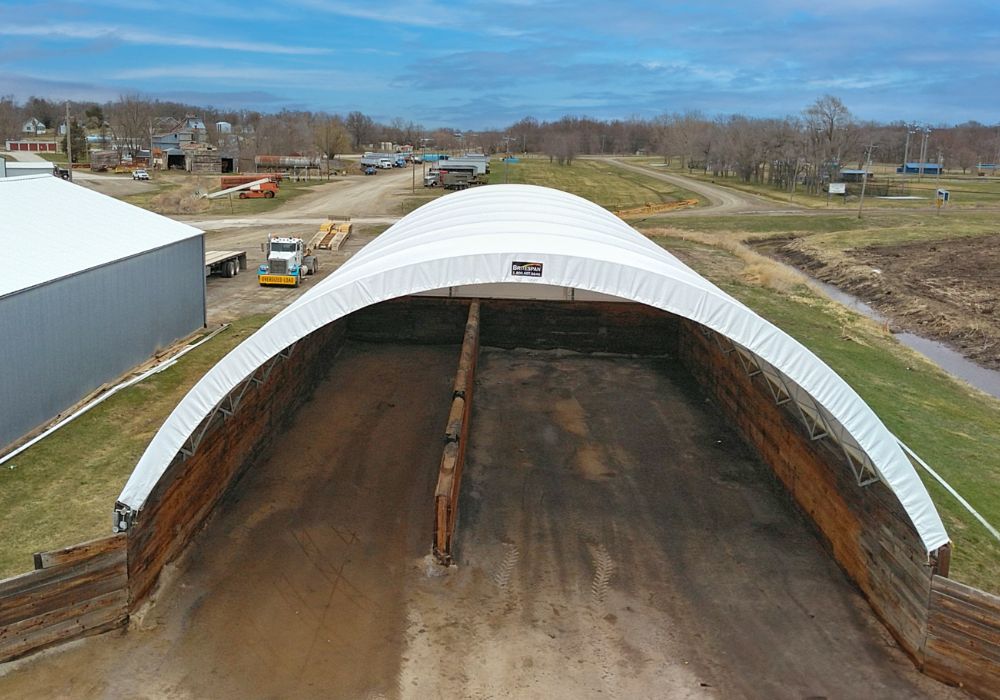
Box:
0;316;270;579
666;163;1000;210
487;156;699;210
120;175;321;215
639;216;1000;592
3;159;998;595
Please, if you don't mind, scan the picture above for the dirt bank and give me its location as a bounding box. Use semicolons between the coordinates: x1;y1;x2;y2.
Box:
770;233;1000;371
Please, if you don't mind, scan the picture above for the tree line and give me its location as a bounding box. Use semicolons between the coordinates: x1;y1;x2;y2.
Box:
3;94;998;187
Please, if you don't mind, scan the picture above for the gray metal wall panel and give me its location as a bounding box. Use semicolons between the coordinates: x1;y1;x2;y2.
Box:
0;237;205;449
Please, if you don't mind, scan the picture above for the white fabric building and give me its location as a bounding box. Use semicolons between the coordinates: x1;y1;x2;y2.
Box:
117;184;948;552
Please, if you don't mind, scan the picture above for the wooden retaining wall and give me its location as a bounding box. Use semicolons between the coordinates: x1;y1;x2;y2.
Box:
675;319;946;660
433;302;481;564
4;298;999;697
925;575;1000;699
478;298;678;354
126;322;347;605
0;535;127;662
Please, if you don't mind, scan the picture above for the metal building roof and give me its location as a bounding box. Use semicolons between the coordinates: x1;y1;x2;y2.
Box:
116;184;949;552
0;175;203;299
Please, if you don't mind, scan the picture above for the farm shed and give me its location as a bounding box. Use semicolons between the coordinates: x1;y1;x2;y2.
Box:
0;160;56;179
0;175;206;452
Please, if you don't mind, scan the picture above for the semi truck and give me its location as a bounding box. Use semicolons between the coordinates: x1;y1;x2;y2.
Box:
258;235;319;287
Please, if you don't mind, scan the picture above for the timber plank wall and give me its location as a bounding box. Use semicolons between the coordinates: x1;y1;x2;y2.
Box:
0;535;127;662
3;297;999;697
676;319;943;659
433;302;481;564
925;575;1000;699
126;321;347;604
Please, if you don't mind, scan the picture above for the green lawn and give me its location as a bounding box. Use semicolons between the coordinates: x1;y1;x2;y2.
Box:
4;158;999;596
641;226;1000;592
120;175;321;215
488;156;699;210
0;316;270;580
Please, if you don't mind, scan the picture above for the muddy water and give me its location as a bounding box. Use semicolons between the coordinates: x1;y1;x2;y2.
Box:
808;276;1000;400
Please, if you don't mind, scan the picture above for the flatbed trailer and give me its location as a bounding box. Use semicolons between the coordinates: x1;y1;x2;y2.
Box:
205;250;247;278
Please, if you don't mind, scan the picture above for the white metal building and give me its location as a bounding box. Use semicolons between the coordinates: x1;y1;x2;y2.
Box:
0;175;206;451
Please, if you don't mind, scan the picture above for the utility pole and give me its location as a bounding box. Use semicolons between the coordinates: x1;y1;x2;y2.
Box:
857;144;876;219
918;127;931;179
64;101;73;182
902;123;917;169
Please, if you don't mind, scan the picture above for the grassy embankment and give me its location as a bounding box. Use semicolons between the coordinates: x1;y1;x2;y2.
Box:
0;316;270;579
398;155;700;215
642;209;1000;591
120;173;323;215
628;155;1000;210
3;158;998;593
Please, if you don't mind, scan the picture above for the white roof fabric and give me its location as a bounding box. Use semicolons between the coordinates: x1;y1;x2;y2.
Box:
118;184;948;552
0;175;203;299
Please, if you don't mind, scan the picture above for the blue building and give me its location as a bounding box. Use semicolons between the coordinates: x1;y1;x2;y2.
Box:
897;162;943;175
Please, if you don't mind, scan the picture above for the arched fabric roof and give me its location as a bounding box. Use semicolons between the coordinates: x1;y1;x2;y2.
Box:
117;184;948;552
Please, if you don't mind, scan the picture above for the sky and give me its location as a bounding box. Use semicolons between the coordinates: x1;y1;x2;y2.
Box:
0;0;997;129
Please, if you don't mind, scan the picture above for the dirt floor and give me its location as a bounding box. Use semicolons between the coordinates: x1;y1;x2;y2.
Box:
773;234;1000;371
0;343;963;699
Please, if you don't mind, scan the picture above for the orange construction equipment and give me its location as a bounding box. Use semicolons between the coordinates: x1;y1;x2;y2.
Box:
238;181;279;199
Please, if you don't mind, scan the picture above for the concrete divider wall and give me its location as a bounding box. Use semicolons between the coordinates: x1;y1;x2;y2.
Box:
0;535;128;662
126;321;347;605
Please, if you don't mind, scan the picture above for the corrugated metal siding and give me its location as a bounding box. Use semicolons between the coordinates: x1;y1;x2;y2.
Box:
0;237;205;450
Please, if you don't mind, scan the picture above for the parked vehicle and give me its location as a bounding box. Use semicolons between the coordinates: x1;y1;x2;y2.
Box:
258;236;318;287
378;158;394;169
442;171;476;190
364;166;377;175
424;173;440;187
204;250;247;278
132;169;150;180
239;181;279;199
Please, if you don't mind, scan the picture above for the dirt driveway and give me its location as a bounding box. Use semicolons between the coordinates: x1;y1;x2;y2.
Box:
0;344;961;699
195;166;418;323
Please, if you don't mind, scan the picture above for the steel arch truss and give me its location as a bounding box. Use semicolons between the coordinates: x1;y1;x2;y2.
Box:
708;328;881;488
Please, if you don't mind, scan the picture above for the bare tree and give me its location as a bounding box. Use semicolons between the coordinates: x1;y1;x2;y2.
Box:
109;94;155;155
313;115;350;158
0;95;19;141
345;111;375;150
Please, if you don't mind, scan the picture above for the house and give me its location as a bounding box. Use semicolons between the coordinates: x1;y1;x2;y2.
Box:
22;117;46;134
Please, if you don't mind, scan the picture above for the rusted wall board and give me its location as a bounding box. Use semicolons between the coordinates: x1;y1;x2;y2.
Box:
126;323;347;606
925;575;1000;699
676;320;936;661
33;534;125;570
0;535;127;662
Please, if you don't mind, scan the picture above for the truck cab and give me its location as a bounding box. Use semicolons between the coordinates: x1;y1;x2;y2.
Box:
258;236;319;286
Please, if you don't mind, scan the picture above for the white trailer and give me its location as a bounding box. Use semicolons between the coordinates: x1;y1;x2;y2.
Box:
205;250;247;278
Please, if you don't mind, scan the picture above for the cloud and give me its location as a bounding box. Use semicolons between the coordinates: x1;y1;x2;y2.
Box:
0;23;330;55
